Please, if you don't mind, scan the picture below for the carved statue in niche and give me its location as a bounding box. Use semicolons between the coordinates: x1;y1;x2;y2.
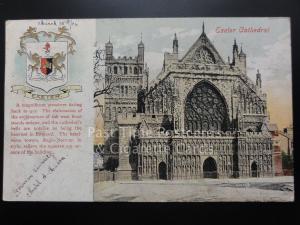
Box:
193;46;216;64
137;86;146;113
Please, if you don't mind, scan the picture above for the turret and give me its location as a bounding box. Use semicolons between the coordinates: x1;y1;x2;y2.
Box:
230;39;247;75
173;33;178;54
238;45;247;74
256;69;262;88
105;37;113;60
163;33;179;71
138;33;144;62
232;39;239;65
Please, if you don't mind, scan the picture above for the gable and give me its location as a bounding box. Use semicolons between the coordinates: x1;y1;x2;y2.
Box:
140;119;149;131
181;32;225;65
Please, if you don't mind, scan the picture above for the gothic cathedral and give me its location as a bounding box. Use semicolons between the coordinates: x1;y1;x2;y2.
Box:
103;24;274;180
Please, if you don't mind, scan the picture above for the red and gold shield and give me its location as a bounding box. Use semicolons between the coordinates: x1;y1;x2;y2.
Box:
40;57;53;76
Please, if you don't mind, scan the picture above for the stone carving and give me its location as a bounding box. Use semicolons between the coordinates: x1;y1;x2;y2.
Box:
193;47;216;64
184;81;229;132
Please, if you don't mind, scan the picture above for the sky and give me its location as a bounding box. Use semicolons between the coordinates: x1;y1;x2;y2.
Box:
96;18;293;130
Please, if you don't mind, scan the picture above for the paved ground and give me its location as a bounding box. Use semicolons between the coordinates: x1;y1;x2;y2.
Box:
94;176;294;202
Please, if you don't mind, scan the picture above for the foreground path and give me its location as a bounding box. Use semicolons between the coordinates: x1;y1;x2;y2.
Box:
94;176;294;202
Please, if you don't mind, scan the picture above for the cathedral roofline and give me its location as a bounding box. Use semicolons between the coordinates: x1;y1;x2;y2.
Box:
180;23;225;64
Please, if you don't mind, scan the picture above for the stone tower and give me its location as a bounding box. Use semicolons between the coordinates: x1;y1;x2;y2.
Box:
103;36;149;176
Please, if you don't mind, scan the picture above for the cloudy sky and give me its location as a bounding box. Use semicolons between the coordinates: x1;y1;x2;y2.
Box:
96;18;292;130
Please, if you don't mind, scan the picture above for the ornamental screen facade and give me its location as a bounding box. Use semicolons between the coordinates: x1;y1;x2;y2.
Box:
104;25;275;180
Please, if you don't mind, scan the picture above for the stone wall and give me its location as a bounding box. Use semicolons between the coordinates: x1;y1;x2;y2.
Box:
135;131;274;180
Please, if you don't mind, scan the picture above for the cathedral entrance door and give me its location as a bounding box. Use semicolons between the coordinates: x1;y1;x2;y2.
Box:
203;157;218;178
158;162;167;180
251;161;258;177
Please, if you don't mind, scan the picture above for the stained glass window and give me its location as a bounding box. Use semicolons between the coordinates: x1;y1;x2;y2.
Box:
185;81;229;132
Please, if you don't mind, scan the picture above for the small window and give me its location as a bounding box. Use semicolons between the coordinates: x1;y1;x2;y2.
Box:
114;66;118;74
124;66;128;74
134;67;138;74
121;86;124;96
112;107;116;119
105;107;111;120
129;86;132;96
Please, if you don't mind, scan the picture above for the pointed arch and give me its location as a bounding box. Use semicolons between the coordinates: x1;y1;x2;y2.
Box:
251;161;258;177
203;157;218;178
184;80;229;132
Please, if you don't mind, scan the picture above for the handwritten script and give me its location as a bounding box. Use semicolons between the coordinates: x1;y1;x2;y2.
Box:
37;19;79;30
14;154;66;198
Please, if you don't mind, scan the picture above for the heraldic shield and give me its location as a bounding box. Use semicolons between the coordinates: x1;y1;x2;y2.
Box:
40;57;53;76
26;41;68;92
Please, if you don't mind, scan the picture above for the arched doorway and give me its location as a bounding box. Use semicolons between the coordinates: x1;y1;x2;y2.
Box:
184;81;229;132
203;157;218;178
251;161;258;177
158;162;167;180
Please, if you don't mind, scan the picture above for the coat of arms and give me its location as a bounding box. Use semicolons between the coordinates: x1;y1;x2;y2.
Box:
13;26;81;99
26;41;68;92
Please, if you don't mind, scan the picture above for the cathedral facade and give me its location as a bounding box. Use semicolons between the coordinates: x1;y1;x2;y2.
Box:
103;25;274;180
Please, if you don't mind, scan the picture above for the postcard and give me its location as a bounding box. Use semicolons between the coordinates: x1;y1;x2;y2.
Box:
3;18;294;202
